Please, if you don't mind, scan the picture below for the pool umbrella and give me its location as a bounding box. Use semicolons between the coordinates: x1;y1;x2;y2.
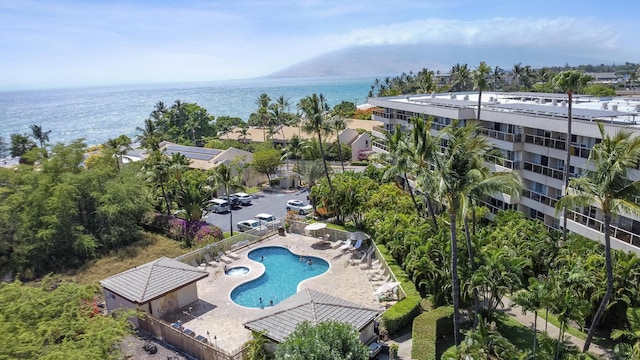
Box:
348;231;370;241
304;222;327;237
374;281;401;295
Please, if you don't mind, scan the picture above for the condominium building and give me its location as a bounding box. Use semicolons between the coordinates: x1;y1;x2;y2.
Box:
368;92;640;253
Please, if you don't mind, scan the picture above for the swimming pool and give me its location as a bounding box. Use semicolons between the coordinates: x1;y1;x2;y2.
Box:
230;246;329;308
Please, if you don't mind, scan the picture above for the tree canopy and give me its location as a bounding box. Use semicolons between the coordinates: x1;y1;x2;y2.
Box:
274;321;369;360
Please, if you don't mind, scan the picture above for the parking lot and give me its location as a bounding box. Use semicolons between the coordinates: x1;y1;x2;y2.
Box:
204;190;311;233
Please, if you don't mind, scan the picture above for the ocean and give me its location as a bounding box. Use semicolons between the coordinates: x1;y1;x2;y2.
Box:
0;75;377;147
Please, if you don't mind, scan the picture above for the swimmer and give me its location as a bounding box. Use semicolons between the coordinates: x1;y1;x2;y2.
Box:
260;256;264;262
307;259;312;266
299;255;304;262
269;300;273;306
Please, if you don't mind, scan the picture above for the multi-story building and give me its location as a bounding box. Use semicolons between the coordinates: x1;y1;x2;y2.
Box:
368;91;640;253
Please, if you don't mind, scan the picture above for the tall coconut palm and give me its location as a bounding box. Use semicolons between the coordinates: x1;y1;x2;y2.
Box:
512;277;550;357
136;118;161;151
299;93;334;192
30;124;51;149
552;70;592;243
492;66;503;91
104;135;132;171
281;134;306;171
142;151;172;215
410;116;439;230
472;61;491;122
556;122;640;352
329;115;347;171
256;93;271;142
431;120;490;345
207;164;243;236
512;63;523;90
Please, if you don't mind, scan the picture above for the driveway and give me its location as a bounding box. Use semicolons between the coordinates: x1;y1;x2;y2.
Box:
204;190;311;233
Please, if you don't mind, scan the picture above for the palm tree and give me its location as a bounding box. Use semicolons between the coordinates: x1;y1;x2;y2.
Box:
552;70;592;243
555;122;640;352
472;61;491;122
142;151;172;215
168;152;190;190
410;117;440;230
136;118;161;151
235;124;250;143
207;164;243;236
329;115;346;171
256;93;271;142
431;120;489;345
30;124;51;149
299;93;334;192
512;277;549;357
612;307;640;359
492;66;503;91
281;135;306;171
450;63;470;91
512;63;523;90
104;135;132;171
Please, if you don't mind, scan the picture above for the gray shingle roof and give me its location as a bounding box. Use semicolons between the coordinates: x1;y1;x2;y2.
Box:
99;257;208;304
243;289;380;343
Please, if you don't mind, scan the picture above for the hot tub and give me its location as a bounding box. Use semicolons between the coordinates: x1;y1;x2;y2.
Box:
225;266;249;276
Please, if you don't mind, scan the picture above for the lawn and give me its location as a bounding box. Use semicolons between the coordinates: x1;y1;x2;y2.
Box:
62;232;189;285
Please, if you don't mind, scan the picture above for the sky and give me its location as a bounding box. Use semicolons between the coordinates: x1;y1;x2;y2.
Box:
1;0;638;90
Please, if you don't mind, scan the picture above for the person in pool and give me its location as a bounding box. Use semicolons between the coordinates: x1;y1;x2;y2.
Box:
307;259;312;266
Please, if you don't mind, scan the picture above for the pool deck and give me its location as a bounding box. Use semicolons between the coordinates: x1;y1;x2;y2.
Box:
163;232;389;352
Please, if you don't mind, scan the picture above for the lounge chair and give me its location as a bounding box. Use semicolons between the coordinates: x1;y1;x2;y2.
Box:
344;239;363;252
333;240;351;250
338;240;353;251
227;251;241;260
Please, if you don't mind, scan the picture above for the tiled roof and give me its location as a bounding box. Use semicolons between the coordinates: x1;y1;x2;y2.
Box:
99;257;208;304
243;289;379;343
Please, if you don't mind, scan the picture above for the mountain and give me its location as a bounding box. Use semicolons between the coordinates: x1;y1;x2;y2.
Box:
267;44;616;78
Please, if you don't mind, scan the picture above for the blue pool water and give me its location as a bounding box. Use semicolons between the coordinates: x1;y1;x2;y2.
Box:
230;246;329;308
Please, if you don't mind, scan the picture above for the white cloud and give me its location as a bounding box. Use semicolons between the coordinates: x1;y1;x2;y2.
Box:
333;17;621;51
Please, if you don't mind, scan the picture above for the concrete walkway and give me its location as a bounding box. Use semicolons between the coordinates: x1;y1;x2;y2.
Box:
498;298;613;359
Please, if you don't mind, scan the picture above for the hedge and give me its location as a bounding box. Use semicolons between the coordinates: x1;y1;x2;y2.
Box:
411;306;454;360
378;245;422;334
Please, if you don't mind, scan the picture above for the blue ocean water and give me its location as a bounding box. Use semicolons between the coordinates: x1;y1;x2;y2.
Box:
0;76;376;147
230;246;329;308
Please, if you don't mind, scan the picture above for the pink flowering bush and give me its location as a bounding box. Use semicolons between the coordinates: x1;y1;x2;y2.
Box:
141;213;222;247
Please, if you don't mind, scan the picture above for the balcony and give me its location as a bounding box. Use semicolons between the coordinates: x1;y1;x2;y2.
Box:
480;129;522;143
524;134;566;150
372;140;389;153
485;154;520;170
566;211;640;249
522;161;565;181
522;189;558;208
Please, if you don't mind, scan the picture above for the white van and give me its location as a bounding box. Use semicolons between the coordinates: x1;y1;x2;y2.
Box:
255;213;277;224
207;199;230;213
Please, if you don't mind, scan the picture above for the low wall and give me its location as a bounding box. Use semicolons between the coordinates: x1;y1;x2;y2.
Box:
139;316;245;360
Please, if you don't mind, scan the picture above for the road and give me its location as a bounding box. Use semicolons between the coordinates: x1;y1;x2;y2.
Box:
204;190;311;233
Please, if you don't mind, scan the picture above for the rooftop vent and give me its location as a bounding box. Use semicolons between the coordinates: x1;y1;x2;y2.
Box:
636;104;640;112
539;98;545;104
552;99;557;106
463;95;469;101
602;102;609;110
431;92;436;98
450;92;456;99
561;100;567;107
405;96;410;101
489;96;494;103
612;104;618;111
521;97;527;102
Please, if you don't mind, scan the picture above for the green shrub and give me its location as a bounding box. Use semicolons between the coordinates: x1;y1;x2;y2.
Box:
350;160;369;166
377;245;423;334
382;296;421;334
411;306;454;360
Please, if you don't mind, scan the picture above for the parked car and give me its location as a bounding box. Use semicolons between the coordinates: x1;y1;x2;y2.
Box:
237;219;265;232
255;213;277;224
207;199;230;213
368;341;382;359
233;192;252;206
219;194;241;208
286;199;313;215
